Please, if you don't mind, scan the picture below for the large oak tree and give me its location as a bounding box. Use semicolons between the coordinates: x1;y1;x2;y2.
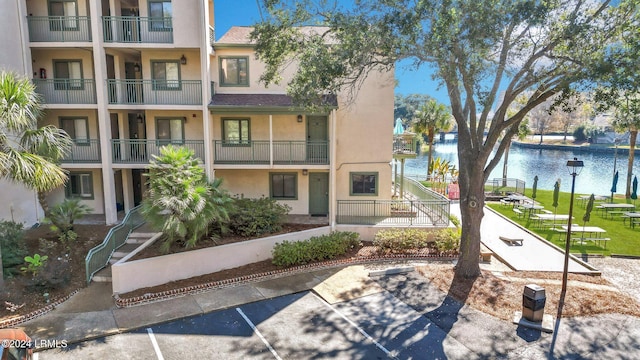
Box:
252;0;638;278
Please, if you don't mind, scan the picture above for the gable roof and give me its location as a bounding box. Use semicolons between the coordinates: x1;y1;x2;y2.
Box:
215;26;334;47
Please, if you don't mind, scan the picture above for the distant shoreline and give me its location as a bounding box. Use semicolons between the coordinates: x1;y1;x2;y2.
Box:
512;140;640;155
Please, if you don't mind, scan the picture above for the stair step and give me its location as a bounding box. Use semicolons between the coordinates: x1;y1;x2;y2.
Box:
126;238;148;244
93;267;112;282
129;232;159;238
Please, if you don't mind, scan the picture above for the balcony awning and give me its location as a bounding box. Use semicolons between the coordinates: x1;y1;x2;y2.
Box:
208;93;338;114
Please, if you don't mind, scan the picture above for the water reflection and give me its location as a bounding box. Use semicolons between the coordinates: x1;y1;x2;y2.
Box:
404;141;639;196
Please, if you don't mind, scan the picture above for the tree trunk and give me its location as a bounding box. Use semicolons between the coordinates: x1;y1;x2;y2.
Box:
502;140;511;186
37;190;50;220
627;130;637;198
454;146;483;279
427;128;435;180
0;245;4;289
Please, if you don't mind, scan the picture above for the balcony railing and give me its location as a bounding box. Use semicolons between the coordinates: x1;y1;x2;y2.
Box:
336;199;449;226
107;79;202;105
393;135;417;155
111;139;205;164
214;140;329;165
27;16;92;42
33;79;97;104
209;25;215;47
102;16;173;43
62;139;101;163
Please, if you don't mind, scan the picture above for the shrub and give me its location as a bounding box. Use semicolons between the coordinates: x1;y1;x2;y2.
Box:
46;198;92;250
0;220;28;276
373;228;432;253
573;125;587;142
434;228;461;254
226;197;291;237
272;231;360;267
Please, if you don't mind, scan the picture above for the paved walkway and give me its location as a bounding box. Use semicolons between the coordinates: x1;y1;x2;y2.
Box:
450;204;598;273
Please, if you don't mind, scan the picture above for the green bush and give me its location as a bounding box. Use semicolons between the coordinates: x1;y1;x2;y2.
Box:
0;220;28;276
434;228;461;253
573;125;587;142
373;228;432;253
272;231;360;267
226;197;291;237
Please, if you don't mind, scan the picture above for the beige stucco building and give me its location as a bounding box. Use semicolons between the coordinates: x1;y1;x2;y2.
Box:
1;0;394;227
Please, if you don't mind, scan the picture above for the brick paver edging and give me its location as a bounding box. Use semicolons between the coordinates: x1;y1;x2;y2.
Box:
0;289;79;329
113;253;458;308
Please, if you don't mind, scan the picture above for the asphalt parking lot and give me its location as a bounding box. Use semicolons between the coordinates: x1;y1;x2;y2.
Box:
34;271;640;359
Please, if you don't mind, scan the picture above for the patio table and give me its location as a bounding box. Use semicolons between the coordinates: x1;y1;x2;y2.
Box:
530;214;573;228
622;212;640;228
561;225;609;248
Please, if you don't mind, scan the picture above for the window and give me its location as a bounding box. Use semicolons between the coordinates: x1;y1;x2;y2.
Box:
156;118;184;145
270;173;297;199
152;60;180;90
149;0;172;31
350;172;378;196
60;117;89;144
219;57;249;86
222;118;250;144
66;172;93;199
53;60;83;90
48;0;78;30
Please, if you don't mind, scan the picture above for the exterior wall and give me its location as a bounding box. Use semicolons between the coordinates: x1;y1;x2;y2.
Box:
0;0;40;226
143;110;205;140
26;0;90;17
212;47;292;94
215;169;313;214
140;49;202;80
211;113;305;141
32;49;96;81
46;168;105;214
335;68;394;201
135;0;202;48
39;109;100;139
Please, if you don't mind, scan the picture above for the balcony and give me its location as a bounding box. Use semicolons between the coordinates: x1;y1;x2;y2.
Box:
111;139;205;164
27;16;92;42
393;134;417;159
107;79;202;106
33;79;97;104
214;140;329;165
62;139;101;163
102;16;173;43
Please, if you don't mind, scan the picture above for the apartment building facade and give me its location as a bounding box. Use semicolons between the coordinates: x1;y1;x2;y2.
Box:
1;1;394;227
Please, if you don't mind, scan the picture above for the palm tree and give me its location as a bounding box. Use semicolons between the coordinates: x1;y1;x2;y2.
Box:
0;71;71;214
142;145;233;252
0;71;72;286
412;99;452;179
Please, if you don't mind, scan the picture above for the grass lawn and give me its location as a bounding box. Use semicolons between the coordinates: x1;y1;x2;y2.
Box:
487;189;640;256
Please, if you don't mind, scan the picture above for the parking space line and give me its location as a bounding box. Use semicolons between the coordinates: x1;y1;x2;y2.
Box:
146;328;165;360
236;307;283;360
311;292;398;359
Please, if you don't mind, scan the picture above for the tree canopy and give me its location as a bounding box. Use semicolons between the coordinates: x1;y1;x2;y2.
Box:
252;0;639;277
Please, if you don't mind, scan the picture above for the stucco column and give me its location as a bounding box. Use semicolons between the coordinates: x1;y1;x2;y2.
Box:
269;115;274;168
89;0;117;224
330;109;337;229
200;0;213;179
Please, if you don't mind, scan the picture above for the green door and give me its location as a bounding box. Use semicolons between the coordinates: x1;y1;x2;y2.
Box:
309;172;329;215
307;116;328;163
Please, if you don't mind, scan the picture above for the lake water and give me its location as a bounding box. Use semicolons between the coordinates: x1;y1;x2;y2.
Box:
404;140;640;196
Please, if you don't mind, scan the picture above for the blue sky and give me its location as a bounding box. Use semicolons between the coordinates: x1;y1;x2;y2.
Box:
214;0;450;105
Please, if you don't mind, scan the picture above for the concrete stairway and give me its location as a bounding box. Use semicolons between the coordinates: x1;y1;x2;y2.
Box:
92;230;160;283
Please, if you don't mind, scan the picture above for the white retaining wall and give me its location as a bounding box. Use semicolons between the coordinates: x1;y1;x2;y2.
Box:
111;226;331;294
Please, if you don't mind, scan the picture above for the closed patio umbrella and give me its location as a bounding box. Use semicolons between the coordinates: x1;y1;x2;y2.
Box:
611;170;619;202
582;194;595;240
394;118;405;135
632;176;638;203
553;180;560;223
531;175;538;200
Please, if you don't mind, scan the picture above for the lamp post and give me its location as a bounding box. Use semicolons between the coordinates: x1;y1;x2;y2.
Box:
558;157;584;317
